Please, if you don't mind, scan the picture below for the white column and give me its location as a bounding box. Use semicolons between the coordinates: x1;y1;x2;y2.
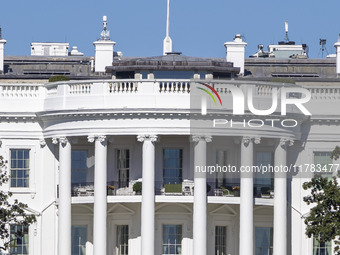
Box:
137;135;158;255
53;137;71;255
192;135;212;255
334;38;340;77
0;38;6;74
239;136;259;255
88;135;108;255
273;138;292;255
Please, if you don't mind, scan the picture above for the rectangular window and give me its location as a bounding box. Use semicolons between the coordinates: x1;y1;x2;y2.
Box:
313;152;333;178
10;225;29;255
116;225;129;255
162;225;182;255
72;225;87;255
117;149;130;188
255;227;273;255
71;150;88;184
163;149;183;184
216;150;227;187
215;226;227;255
10;149;30;188
313;237;331;255
255;152;273;196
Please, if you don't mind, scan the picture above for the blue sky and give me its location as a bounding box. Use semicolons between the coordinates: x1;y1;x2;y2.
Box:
0;0;339;59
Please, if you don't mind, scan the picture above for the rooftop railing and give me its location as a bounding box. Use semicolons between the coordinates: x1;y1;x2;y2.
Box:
1;79;339;115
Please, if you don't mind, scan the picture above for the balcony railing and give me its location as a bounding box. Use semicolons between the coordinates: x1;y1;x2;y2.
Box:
56;180;274;198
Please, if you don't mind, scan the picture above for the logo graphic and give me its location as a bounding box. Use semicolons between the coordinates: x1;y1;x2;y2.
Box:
196;82;222;115
196;82;312;117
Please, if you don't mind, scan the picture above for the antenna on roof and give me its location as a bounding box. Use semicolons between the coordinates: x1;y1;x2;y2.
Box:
284;21;289;43
100;15;110;40
319;39;328;58
0;27;2;39
163;0;173;55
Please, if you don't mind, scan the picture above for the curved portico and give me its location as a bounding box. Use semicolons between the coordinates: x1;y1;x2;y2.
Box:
36;78;308;255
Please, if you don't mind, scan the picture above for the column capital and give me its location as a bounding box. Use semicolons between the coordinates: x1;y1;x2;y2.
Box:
52;136;69;145
279;138;294;148
137;134;158;143
191;135;212;143
40;139;46;147
87;135;107;143
241;136;260;146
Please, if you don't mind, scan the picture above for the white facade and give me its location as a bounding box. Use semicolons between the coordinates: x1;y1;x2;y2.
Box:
0;77;339;255
30;42;70;56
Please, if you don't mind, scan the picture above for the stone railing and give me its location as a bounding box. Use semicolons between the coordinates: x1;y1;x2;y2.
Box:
0;84;43;98
1;80;339;114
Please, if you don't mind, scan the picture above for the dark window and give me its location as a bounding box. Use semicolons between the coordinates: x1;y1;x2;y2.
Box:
10;225;29;255
116;225;129;255
215;226;227;255
71;150;88;184
162;225;182;255
163;149;183;184
117;149;130;188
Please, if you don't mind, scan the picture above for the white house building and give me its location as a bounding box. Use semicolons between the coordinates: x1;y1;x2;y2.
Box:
0;15;340;255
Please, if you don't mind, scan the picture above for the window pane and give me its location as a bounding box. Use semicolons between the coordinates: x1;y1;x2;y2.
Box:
116;225;129;255
163;225;182;255
255;152;273;190
10;149;30;188
256;227;273;255
71;150;88;184
117;150;130;188
215;226;227;255
10;225;29;255
313;236;331;255
163;149;183;184
72;225;87;255
314;152;333;178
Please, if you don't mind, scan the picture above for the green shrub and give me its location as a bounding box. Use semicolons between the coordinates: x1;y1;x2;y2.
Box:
164;184;182;193
133;182;142;193
48;75;70;83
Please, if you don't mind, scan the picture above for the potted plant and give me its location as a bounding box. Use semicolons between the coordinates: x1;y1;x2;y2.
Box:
232;186;240;197
133;182;142;195
107;185;115;195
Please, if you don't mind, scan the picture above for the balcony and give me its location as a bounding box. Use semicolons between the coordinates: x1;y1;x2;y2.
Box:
57;180;274;199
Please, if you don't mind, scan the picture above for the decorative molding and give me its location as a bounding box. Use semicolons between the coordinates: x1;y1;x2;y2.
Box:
59;136;68;145
52;136;68;145
87;135;107;143
39;139;46;147
97;135;107;143
279;138;294;148
241;136;261;146
136;135;158;143
254;137;261;144
242;136;251;146
191;135;212;143
0;140;2;147
87;135;95;143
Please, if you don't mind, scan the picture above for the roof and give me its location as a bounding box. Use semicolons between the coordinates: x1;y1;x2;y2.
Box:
106;54;240;74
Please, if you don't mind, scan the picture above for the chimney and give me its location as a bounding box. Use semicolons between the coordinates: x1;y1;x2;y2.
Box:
224;34;247;76
334;34;340;77
0;28;6;74
93;16;116;73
